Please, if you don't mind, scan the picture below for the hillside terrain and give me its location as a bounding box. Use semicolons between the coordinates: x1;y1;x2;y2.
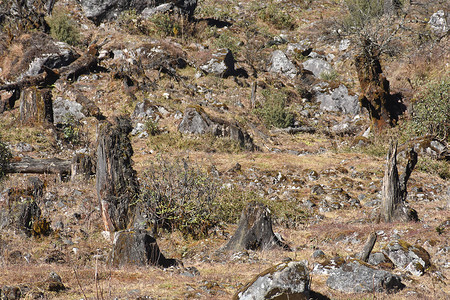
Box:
0;0;449;299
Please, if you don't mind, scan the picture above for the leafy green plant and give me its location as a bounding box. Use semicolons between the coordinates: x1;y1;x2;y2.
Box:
254;89;294;128
47;10;80;45
259;1;295;30
411;78;450;142
0;135;12;182
416;156;450;180
144;119;160;136
140;157;221;239
61;114;80;145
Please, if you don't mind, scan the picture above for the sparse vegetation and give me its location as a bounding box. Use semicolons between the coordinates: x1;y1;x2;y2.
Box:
47;10;80;45
254;88;294;128
411;77;450;142
258;1;295;30
0;135;12;182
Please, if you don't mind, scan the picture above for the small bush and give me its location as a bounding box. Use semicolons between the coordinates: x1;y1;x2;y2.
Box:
411;78;450;142
214;31;240;54
144;119;160;136
259;2;295;30
320;70;339;81
47;11;80;45
140;157;220;239
61;114;81;145
0;135;12;182
254;89;294;128
416;156;450;180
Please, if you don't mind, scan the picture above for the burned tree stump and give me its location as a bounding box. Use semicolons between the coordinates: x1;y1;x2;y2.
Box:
96;116;139;232
19;87;53;125
381;141;419;222
355;49;405;131
71;153;95;181
224;202;290;251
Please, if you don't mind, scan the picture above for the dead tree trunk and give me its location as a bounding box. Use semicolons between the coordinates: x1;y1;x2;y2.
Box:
355;49;405;131
96;116;139;232
8;157;71;175
358;232;377;262
381;140;418;222
223;201;290;251
19;87;53;125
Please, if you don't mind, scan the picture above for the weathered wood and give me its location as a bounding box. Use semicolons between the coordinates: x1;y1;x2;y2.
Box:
96;116;139;232
0;68;59;92
71;153;95;181
381;140;419;222
250;82;257;109
19;87;53;125
8;157;71;175
223;201;290;251
271;126;316;135
358;232;377;262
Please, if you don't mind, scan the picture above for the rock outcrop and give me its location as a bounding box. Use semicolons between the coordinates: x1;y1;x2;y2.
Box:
316;85;360;115
233;261;310;300
268;50;298;79
326;260;404;293
178;106;255;150
382;240;431;276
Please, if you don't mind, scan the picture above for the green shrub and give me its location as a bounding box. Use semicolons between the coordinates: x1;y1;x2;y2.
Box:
254;89;294;128
61;114;81;145
47;11;80;45
416;156;450;180
259;1;295;30
214;31;240;53
320;69;339;81
140;157;220;239
411;78;450;142
0;135;12;182
144;119;160;136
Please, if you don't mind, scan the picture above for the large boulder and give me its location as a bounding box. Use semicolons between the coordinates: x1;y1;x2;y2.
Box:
302;58;332;78
80;0;197;24
268;50;298;79
110;229;178;268
223;202;289;251
0;33;78;83
326;260;404;293
178;106;255;150
53;97;86;124
233;261;310;300
316;84;360;115
382;240;431;276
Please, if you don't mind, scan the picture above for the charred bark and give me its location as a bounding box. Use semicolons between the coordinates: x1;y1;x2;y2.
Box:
358;232;377;262
223;201;290;251
96;116;139;232
19;87;53;125
381;140;418;222
8;157;71;175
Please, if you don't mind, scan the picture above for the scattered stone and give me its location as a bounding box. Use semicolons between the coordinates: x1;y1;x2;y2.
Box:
428;10;448;34
233;261;310;300
267;50;298;79
53;97;86;124
302;58;332;78
44;250;66;264
110;229;178;268
368;252;394;269
382;240;431;276
286;43;312;57
326;260;404;293
131;100;159;121
223;202;290;251
46;272;65;292
339;39;351;51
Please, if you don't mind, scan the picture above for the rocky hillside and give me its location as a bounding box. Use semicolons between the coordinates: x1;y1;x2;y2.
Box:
0;0;449;299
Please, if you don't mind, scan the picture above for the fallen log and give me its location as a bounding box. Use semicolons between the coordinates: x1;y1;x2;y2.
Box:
271;126;316;135
7;157;71;175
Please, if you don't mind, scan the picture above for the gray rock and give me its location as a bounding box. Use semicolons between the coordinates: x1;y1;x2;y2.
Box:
234;261;310;300
339;39;351;51
178;106;255;150
428;10;448;34
286;43;312;57
142;3;173;17
200;49;235;77
326;260;404;293
316;85;360;115
131;100;158;120
302;58;331;78
53;97;86;124
382;240;431;276
268;50;298;79
80;0;197;23
312;250;326;259
368;252;392;266
110;229;178;268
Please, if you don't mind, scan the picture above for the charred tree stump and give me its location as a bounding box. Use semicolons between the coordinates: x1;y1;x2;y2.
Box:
96;116;139;232
355;49;405;131
223;202;290;251
19;87;53;125
71;153;95;181
381;141;418;222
